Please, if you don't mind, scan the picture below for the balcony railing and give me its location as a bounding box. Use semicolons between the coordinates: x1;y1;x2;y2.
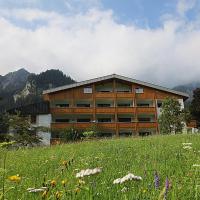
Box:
136;107;155;113
51;121;157;130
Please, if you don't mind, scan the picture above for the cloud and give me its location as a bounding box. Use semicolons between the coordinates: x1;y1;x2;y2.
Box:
176;0;196;17
0;3;200;87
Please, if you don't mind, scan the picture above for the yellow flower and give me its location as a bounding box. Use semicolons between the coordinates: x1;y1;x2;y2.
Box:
78;179;85;185
61;180;67;187
74;187;81;194
42;190;48;198
55;191;62;199
8;175;21;183
62;161;68;167
51;180;56;187
143;189;147;193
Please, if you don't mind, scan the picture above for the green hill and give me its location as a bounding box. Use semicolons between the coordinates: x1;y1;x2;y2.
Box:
1;135;200;199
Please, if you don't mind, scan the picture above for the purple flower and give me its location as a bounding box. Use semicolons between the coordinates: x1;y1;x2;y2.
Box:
154;171;160;189
164;177;169;199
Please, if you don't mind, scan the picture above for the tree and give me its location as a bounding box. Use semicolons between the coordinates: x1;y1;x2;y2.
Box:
158;98;185;134
190;88;200;124
8;113;43;146
0;113;9;142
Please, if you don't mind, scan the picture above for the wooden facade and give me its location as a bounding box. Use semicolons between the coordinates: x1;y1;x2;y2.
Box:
43;74;188;138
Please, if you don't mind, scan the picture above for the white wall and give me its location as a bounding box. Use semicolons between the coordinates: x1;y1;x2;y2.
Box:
36;114;52;146
36;114;51;127
178;99;184;110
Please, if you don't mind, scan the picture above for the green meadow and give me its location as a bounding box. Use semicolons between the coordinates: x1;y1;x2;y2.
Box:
1;134;200;199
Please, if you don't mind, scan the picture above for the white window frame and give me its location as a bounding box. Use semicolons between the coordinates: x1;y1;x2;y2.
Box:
84;87;93;94
135;88;144;94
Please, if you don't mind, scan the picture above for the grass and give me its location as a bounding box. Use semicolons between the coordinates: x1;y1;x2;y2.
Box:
1;134;200;199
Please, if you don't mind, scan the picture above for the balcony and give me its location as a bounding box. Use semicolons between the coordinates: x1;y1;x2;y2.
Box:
116;107;135;113
51;107;73;114
97;123;117;129
136;107;155;114
95;92;115;98
116;92;134;98
117;122;137;129
137;122;157;128
73;107;93;114
96;107;115;113
51;122;93;129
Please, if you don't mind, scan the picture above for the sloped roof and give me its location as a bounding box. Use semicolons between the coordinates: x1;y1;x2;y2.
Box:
43;74;189;99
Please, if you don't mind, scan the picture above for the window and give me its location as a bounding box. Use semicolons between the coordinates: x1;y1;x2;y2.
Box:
137;103;150;107
97;104;111;107
77;104;90;107
118;118;132;122
138;118;151;122
77;119;91;122
135;88;144;94
84;87;92;93
117;103;131;107
157;102;162;108
55;119;69;122
55;104;69;108
98;118;111;122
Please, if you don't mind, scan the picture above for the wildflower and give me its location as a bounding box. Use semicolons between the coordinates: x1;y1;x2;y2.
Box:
51;180;56;187
61;180;67;187
55;191;62;199
8;175;21;183
42;190;48;198
27;187;47;193
183;146;192;149
62;160;68;167
113;173;142;184
121;187;128;193
154;171;160;189
164;177;169;199
74;187;81;194
76;167;102;178
78;179;85;185
143;189;147;193
182;143;192;145
193;164;200;167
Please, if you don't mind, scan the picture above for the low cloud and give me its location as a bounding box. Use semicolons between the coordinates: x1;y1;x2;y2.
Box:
0;2;200;87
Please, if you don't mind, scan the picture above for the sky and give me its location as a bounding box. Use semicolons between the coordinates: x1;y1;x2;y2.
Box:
0;0;200;87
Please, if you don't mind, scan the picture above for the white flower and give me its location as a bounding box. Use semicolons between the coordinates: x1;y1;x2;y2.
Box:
182;143;192;145
193;164;200;167
27;187;47;193
113;178;122;184
121;187;128;193
76;167;102;178
113;173;142;184
183;146;192;149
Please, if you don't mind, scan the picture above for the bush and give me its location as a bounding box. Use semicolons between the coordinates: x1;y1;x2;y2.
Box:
82;131;96;138
51;127;83;142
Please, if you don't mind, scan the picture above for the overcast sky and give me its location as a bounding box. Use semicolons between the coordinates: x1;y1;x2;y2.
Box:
0;0;200;87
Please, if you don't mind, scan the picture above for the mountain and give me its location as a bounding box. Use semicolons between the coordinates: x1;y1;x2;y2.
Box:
0;68;30;93
0;69;75;112
173;82;200;102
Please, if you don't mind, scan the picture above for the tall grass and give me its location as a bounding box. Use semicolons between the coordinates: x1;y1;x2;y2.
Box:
1;134;200;199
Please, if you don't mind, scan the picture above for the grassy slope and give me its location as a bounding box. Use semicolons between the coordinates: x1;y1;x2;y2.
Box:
2;134;200;199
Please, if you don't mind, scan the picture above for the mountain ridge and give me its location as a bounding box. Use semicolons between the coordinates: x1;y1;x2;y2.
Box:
0;68;75;112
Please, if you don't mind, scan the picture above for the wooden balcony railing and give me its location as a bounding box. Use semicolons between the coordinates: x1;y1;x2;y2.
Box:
95;92;115;98
51;122;157;130
137;122;157;128
136;107;155;113
116;107;135;113
95;107;115;113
